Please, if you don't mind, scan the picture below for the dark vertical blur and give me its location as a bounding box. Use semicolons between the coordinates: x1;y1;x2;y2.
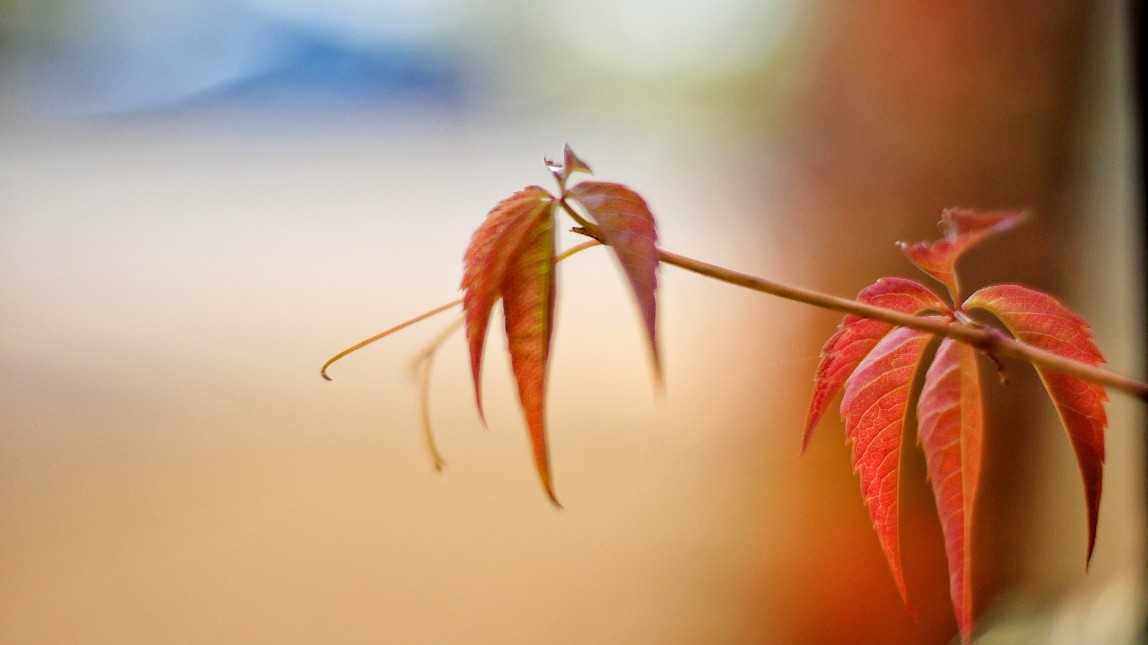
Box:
777;3;1135;643
1132;0;1148;601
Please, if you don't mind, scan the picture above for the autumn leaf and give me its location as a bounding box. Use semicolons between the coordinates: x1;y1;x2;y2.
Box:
567;181;661;379
461;185;562;503
897;209;1026;302
803;208;1115;643
501;211;559;503
804;278;948;449
461;185;554;420
839;325;938;608
323;151;1130;645
966;284;1107;561
456;156;665;504
917;339;984;643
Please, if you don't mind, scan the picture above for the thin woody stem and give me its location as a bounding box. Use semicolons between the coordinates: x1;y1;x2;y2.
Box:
571;227;1148;401
320;240;603;380
321;299;461;381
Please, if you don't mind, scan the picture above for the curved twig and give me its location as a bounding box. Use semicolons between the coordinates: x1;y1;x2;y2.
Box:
320;240;603;381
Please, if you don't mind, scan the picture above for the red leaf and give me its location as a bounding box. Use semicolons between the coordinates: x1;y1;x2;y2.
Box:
897;209;1026;302
568;181;661;380
917;339;984;643
965;284;1107;561
804;278;947;449
461;185;561;503
461;186;554;420
839;325;937;608
502;212;559;504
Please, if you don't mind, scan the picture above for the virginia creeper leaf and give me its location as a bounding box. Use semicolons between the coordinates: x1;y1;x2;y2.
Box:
917;339;984;643
804;278;947;449
802;210;1110;642
839;325;937;608
568;181;662;380
965;284;1107;561
501;211;559;503
461;186;554;421
897;209;1026;302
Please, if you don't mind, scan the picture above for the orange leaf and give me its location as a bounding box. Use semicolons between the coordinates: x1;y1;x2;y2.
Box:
965;284;1107;561
568;181;661;380
804;278;947;449
897;209;1026;302
461;186;554;420
839;325;937;608
501;211;559;503
917;339;984;643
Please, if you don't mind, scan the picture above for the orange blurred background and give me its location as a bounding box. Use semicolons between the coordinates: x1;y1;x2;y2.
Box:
0;2;1142;643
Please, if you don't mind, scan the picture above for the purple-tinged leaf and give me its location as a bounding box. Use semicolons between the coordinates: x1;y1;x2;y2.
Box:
568;181;662;381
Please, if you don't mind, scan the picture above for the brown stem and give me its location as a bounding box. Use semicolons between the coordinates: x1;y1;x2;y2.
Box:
571;227;1148;401
659;248;1148;401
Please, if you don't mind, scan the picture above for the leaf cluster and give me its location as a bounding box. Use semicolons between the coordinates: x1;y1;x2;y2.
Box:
804;210;1107;642
322;148;1139;643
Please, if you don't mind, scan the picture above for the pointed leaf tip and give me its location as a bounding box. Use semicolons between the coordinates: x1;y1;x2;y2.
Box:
540;467;562;508
568;181;662;381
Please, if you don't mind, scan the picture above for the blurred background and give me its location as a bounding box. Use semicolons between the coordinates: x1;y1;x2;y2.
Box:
0;1;1142;643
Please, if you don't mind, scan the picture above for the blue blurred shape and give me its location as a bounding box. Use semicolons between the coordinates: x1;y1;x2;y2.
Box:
193;26;466;112
23;12;466;117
